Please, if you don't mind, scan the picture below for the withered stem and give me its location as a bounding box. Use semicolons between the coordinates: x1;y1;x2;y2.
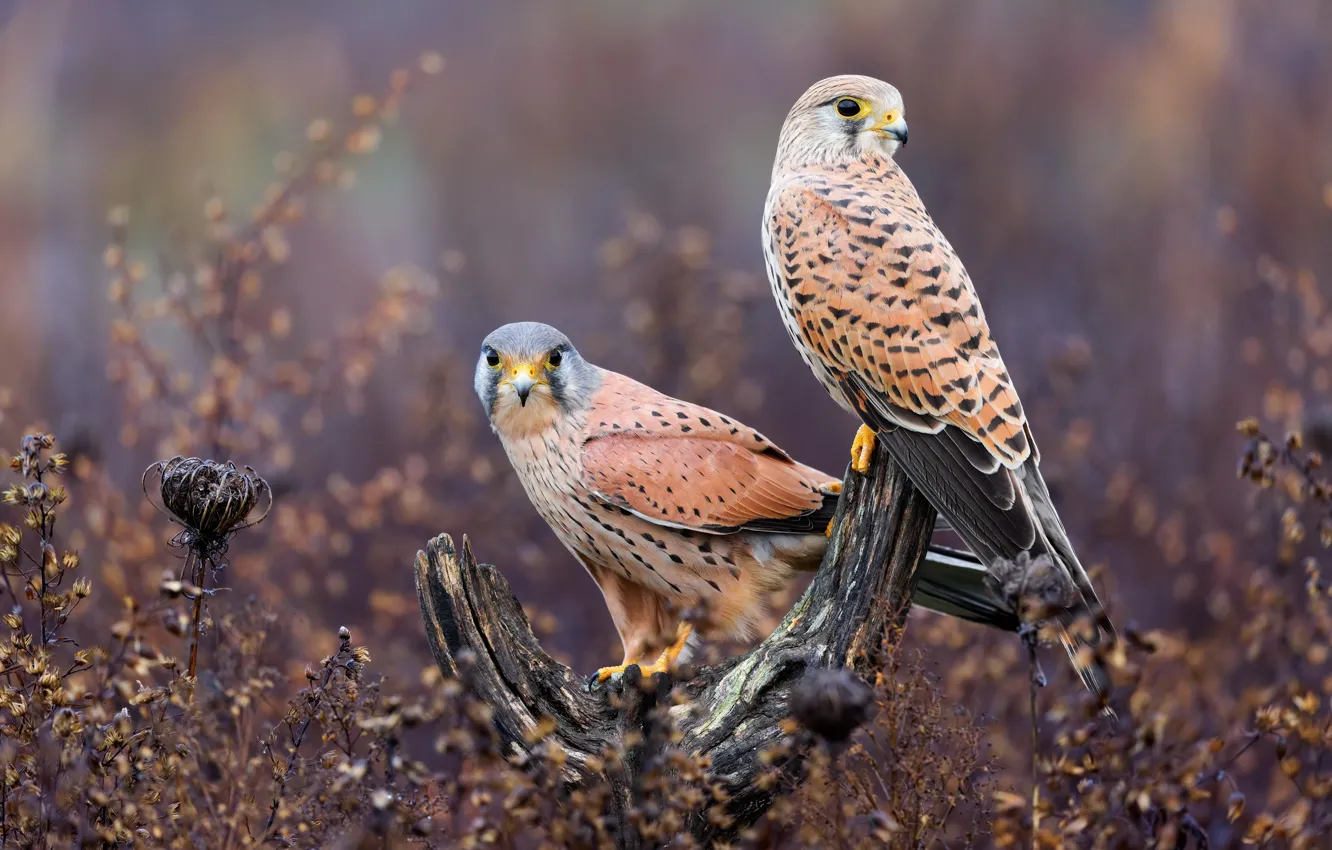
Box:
187;546;206;680
263;634;352;839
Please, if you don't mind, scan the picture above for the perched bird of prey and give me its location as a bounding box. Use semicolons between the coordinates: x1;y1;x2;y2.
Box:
475;322;1008;685
762;75;1117;704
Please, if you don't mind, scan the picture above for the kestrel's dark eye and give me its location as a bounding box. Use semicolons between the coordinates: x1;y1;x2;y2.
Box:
484;348;501;368
836;98;862;118
546;349;563;370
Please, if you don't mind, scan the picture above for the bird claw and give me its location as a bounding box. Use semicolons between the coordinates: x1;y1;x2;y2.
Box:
850;425;876;474
819;480;843;495
588;624;693;692
586;664;631;692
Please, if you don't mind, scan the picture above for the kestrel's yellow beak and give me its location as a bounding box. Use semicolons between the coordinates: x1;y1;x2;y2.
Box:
872;110;909;145
503;362;543;406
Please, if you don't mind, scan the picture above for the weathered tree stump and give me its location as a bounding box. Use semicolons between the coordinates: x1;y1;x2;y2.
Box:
414;440;936;844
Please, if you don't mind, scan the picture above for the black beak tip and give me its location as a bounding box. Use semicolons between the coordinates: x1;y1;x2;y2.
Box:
517;391;531;406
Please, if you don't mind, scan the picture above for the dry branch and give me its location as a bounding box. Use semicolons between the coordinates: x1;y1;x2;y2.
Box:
414;440;937;843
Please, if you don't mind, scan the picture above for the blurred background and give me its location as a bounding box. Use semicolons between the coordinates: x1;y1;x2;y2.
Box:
1;0;1330;760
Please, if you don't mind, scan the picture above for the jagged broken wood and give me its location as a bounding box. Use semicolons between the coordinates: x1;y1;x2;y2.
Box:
414;440;937;843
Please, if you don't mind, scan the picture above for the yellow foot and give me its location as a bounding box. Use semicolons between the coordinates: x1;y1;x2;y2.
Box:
819;480;843;495
850;424;877;474
592;662;633;683
636;622;694;677
825;517;835;538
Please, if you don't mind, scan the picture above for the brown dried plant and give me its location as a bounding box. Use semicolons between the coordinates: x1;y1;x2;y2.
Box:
3;41;1332;850
143;456;272;678
90;54;449;685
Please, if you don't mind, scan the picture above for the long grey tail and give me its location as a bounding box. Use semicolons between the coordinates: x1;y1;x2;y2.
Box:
1017;458;1117;712
914;544;1020;631
852;403;1116;709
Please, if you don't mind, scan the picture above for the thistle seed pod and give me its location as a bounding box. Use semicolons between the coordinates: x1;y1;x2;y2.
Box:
143;456;272;541
789;668;874;745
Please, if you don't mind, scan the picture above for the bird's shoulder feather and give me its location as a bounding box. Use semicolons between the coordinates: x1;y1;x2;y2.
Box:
579;372;834;534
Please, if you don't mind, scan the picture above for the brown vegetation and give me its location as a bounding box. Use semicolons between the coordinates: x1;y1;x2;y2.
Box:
2;11;1332;846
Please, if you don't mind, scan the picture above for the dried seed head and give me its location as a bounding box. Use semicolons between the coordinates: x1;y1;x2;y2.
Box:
18;434;54;479
144;456;272;541
52;707;80;738
789;668;874;745
1227;791;1245;822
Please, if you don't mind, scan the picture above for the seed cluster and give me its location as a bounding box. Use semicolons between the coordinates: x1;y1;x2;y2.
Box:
148;456;271;543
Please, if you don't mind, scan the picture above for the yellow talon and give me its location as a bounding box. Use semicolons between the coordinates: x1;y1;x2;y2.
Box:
594;623;693;684
594;662;633;682
825;517;835;538
820;480;843;495
850;424;877;474
636;622;693;677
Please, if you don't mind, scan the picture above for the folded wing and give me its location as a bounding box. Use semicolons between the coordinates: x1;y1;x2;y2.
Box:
580;374;836;535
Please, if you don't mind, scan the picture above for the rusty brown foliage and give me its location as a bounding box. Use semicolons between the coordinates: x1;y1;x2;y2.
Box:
2;23;1332;848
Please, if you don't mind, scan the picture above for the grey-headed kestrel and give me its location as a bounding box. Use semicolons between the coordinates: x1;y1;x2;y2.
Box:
762;75;1117;705
475;322;1011;684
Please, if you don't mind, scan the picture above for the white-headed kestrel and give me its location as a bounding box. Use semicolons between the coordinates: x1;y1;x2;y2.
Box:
762;75;1117;704
475;322;1012;686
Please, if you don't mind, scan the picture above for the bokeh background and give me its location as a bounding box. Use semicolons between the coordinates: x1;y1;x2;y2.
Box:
2;0;1331;813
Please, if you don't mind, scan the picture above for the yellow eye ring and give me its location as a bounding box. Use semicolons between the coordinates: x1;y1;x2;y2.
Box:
484;347;502;370
545;349;563;372
835;97;869;119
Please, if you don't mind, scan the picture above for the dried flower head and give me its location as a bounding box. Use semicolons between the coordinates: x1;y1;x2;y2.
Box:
789;668;874;745
144;456;272;543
